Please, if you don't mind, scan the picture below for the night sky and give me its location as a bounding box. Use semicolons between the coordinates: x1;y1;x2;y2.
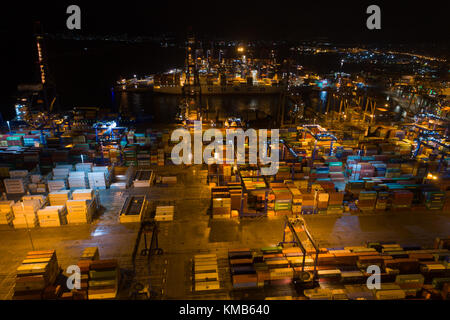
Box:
1;1;449;114
3;1;449;41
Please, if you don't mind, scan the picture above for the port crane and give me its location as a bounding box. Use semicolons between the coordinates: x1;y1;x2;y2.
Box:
279;216;319;283
181;36;202;121
299;125;338;160
410;126;450;172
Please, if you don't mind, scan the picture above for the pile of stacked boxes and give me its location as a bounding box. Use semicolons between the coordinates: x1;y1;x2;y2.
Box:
193;254;220;291
14;250;61;300
227;237;450;300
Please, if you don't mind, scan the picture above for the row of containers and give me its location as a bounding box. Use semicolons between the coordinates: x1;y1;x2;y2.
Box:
206;126;449;217
227;237;450;300
1;125;447;178
0;127;175;172
0;189;97;228
0;143;169;174
0;161;138;197
210;162;449;218
13;247;120;300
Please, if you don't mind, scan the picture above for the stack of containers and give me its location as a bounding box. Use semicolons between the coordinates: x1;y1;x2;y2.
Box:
294;179;308;192
22;195;46;207
386;164;401;178
92;166;110;186
423;191;445;210
49;190;71;206
396;141;412;156
315;166;329;180
74;247;100;299
157;149;165;166
4;179;26;194
301;193;315;214
88;171;107;190
229;249;256;289
286;182;302;214
376;191;389;210
72;189;96;206
10;170;29;179
47;180;67;192
12;200;41;228
275;165;291;181
66;199;95;224
0;200;14;225
228;183;243;216
265;248;294;286
149;149;158;166
23;135;41;147
137;149;151;166
108;148;119;164
357;191;377;212
6;135;23;147
329;162;345;182
31;174;42;183
359;163;375;179
198;169;208;185
327;192;344;214
68;171;88;189
37;206;67;227
346;156;360;179
372;162;387;177
75;162;93;173
13;250;59;300
161;176;177;184
272;187;292;216
154;205;174;221
81;247;100;260
52;167;70;180
126;131;134;144
292;163;303;180
391;190;414;210
194;254;220;291
29;174;46;193
134;133;146;146
220;164;232;183
395;274;425;297
211;189;231;219
123;146;138;167
317;192;329;214
400;163;414;175
88;259;120;299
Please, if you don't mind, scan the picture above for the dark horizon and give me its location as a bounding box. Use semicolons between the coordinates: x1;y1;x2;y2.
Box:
3;1;450;42
1;1;449;117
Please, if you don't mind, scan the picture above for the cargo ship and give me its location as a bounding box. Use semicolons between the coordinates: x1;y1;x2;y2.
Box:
153;70;286;95
119;72;285;95
153;83;284;95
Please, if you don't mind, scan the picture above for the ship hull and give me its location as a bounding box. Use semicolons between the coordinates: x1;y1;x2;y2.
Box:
153;85;283;95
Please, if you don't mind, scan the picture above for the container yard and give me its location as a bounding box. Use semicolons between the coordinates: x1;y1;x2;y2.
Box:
2;3;450;315
0;116;448;302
